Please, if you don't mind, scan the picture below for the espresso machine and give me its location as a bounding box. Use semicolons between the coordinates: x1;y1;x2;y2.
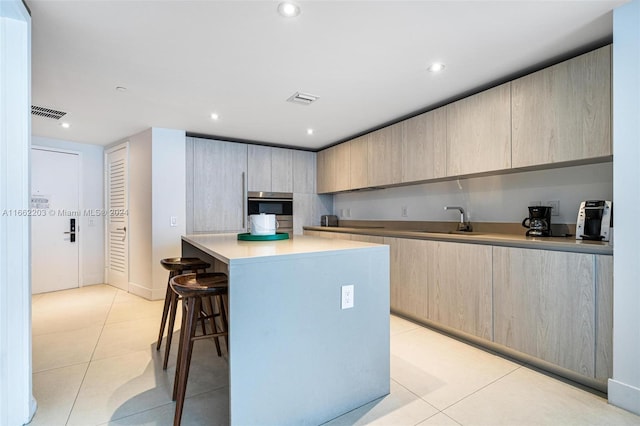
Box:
522;206;552;237
576;200;612;241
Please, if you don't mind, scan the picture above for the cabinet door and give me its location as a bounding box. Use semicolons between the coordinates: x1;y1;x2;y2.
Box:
368;123;402;187
595;255;613;382
349;135;369;190
334;143;351;192
248;145;271;192
446;83;511;176
512;45;611;168
293;150;316;194
192;138;248;233
316;148;333;194
402;107;446;183
271;147;293;193
384;237;428;319
493;247;595;377
350;234;384;244
427;241;493;340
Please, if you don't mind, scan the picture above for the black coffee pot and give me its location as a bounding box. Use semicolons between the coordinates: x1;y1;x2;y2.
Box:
522;206;552;237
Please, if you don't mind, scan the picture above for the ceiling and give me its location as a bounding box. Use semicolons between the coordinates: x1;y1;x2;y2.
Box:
29;0;627;150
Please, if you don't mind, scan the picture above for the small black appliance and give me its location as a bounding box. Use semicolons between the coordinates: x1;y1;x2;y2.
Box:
522;206;552;237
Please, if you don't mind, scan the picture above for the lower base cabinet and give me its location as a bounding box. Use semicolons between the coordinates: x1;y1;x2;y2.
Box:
305;230;613;386
493;246;612;381
385;237;492;340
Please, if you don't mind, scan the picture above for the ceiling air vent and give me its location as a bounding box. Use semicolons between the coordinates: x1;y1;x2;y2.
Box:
31;105;67;120
286;92;319;106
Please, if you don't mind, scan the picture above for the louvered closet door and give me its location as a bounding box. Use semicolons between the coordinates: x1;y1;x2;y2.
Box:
106;145;129;291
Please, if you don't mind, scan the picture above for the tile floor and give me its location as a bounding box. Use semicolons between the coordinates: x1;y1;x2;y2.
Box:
30;284;640;426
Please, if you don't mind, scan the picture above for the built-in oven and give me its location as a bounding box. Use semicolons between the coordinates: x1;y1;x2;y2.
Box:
247;191;293;235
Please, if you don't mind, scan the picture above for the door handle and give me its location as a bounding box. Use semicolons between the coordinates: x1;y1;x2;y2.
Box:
64;218;77;242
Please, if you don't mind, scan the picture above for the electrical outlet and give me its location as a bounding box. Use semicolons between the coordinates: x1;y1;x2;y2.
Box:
401;206;408;217
170;216;178;227
340;208;345;217
341;285;354;309
546;200;560;216
346;208;351;218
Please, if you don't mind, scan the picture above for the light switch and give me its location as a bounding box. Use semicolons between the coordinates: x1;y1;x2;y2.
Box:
170;216;178;227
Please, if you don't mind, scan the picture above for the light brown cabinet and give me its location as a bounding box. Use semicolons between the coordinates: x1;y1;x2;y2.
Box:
187;137;247;233
368;122;402;187
511;45;612;168
402;108;447;182
493;247;597;377
349;135;369;190
316;144;350;194
446;83;512;176
595;255;613;382
386;237;492;339
293;150;316;194
316;46;611;192
385;237;429;319
248;145;293;193
427;241;493;340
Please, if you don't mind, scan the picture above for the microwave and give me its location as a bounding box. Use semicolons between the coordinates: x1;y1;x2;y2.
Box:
247;192;293;234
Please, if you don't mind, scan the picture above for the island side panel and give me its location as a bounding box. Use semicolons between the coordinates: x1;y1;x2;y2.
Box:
228;246;390;426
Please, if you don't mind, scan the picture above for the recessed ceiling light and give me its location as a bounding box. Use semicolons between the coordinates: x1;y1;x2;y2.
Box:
60;122;71;129
210;113;219;120
427;63;446;73
278;1;300;17
307;128;314;135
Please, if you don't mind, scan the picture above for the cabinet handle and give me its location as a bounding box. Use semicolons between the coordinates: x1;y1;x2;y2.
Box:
242;172;246;229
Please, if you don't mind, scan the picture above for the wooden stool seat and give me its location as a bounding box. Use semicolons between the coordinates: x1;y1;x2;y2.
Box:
170;272;229;426
157;257;213;370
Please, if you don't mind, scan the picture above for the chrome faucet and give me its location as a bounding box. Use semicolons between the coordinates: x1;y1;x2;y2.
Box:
444;206;472;232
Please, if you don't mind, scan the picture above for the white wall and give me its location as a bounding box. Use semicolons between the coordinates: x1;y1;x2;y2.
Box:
127;129;153;298
334;162;612;225
31;136;105;285
0;0;35;423
610;0;640;415
122;127;186;300
150;128;186;300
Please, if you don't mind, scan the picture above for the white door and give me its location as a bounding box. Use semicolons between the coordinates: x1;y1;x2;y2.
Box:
105;145;129;291
31;148;80;294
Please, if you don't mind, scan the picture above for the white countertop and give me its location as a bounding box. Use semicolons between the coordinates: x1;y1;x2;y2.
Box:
183;233;384;265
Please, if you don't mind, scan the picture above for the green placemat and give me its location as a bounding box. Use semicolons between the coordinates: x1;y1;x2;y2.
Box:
237;233;289;241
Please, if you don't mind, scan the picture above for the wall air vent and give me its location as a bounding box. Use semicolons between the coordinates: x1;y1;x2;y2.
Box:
286;92;319;106
31;105;67;120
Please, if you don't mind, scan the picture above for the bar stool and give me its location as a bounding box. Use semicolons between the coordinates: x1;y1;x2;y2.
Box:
170;272;229;426
157;257;213;370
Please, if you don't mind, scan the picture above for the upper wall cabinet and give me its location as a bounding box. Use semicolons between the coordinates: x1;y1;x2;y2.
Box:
368;122;403;187
248;146;293;193
349;135;369;190
293;150;316;194
511;45;612;168
402;107;446;182
316;143;350;194
446;83;512;176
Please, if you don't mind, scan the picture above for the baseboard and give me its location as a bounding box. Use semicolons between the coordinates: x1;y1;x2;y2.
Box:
128;281;152;300
608;379;640;415
128;281;165;301
82;273;104;285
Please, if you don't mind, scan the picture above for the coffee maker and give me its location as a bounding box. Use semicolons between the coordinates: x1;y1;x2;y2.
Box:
522;206;552;237
576;200;612;241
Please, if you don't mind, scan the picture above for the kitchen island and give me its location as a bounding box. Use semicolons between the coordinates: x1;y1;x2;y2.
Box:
182;233;390;425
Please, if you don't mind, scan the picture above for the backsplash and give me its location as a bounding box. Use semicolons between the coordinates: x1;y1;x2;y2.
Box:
333;162;613;225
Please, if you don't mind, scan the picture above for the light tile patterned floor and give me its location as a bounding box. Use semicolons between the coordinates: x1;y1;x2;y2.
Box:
30;284;640;426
